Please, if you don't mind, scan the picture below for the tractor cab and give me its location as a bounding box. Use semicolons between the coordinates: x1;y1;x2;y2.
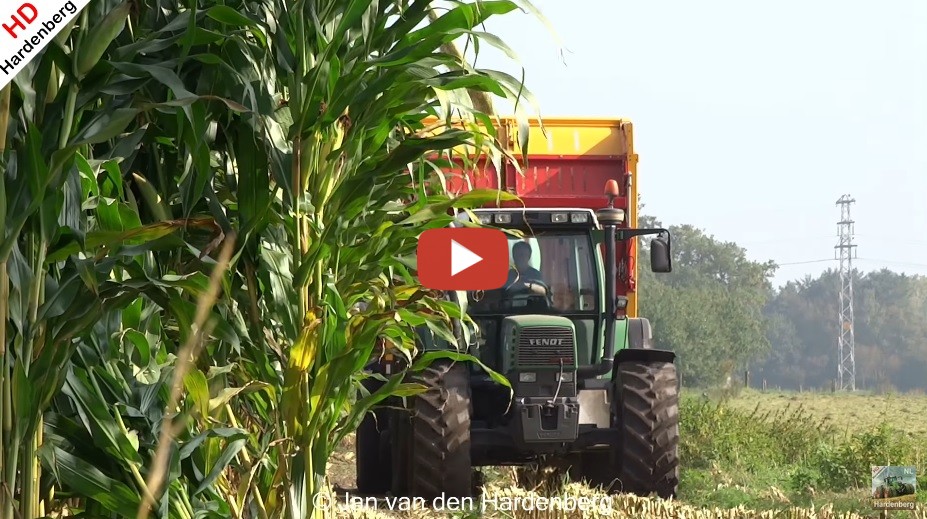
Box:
462;208;602;381
458;208;606;446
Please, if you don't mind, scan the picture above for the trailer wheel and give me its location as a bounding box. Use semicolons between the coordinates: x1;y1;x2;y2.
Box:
355;378;392;494
613;359;679;499
397;358;472;500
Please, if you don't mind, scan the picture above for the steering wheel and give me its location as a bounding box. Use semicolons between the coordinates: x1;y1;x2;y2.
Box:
504;278;551;297
503;279;554;311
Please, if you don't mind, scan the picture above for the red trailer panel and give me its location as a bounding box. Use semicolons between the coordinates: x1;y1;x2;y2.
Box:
439;117;640;316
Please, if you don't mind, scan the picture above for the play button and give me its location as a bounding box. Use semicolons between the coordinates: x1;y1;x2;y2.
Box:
450;239;482;276
417;228;508;290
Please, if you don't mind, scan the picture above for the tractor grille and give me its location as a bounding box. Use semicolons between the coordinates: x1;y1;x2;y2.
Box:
516;327;575;367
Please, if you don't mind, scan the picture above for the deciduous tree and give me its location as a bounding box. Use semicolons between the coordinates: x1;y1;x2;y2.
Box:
638;215;776;386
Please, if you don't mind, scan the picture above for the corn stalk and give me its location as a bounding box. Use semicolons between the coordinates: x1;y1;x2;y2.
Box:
0;84;11;519
258;1;542;516
0;1;226;518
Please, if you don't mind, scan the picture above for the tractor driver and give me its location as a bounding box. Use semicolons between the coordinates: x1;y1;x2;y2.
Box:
505;241;546;292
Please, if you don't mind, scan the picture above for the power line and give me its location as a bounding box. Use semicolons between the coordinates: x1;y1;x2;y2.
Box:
739;234;927;247
773;257;927;269
857;258;927;269
776;259;835;266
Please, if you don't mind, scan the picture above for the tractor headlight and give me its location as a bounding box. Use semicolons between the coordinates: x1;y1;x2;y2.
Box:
551;213;568;223
519;372;537;383
477;213;493;224
495;213;512;224
556;372;574;382
570;212;589;223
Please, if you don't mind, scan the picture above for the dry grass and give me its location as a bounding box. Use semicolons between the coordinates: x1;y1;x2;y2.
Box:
727;389;927;438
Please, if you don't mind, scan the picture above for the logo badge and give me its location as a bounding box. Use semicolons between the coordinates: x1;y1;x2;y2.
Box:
417;228;508;290
1;1;91;90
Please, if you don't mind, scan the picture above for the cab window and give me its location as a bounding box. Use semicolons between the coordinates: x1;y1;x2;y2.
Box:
468;231;597;314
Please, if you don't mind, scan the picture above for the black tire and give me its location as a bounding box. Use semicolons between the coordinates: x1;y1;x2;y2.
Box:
396;358;472;500
390;404;411;496
613;359;679;499
356;378;392;494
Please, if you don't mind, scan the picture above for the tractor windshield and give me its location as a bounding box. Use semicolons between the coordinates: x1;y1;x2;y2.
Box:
468;231;598;315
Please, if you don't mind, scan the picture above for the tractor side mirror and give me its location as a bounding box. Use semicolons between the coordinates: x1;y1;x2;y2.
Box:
650;235;672;273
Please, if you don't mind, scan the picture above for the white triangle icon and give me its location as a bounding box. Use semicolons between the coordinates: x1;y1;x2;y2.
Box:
450;240;483;276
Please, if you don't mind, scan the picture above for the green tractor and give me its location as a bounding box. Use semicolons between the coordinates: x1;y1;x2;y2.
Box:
877;476;916;498
356;182;679;501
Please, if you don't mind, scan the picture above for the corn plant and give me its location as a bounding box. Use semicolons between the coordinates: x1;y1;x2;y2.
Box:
192;1;541;515
2;0;545;516
109;1;540;517
0;4;149;514
0;1;260;517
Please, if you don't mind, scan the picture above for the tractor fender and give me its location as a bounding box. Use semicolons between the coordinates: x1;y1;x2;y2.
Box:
627;317;654;349
614;347;676;365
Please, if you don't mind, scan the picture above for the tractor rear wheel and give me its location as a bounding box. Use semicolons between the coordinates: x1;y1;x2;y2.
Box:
394;358;472;500
613;359;679;498
355;377;392;494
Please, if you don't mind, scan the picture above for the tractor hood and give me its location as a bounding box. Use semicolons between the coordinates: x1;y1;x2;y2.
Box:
500;315;577;375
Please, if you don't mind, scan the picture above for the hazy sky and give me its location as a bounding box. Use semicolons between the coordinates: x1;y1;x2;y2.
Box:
476;0;927;287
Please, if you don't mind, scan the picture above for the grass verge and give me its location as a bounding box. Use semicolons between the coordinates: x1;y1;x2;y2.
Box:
681;390;926;516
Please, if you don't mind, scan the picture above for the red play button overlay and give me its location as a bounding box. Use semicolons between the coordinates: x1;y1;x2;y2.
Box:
417;228;509;290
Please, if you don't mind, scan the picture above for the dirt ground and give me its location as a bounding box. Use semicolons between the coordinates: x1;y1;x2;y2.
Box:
328;433;360;491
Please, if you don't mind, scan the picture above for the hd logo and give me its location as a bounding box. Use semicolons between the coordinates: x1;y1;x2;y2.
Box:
0;1;87;88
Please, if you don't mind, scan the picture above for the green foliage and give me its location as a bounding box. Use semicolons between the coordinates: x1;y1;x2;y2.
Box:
680;395;833;471
635;209;927;393
42;282;252;517
681;393;924;506
0;2;208;516
790;423;920;493
638;215;777;386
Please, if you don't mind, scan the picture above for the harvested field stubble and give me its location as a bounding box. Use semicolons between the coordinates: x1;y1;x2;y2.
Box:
318;484;927;518
330;392;927;517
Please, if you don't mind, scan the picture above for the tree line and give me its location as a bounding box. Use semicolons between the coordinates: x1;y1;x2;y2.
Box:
637;215;927;392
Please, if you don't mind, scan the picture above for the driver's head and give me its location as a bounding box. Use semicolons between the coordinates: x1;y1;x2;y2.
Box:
512;241;532;271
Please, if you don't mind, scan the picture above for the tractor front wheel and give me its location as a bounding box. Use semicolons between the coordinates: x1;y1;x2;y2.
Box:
393;358;473;500
613;358;680;499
